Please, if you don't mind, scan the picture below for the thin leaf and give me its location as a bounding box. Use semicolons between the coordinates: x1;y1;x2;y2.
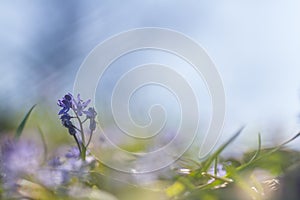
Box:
15;104;36;138
201;126;244;172
38;126;48;163
254;132;300;160
252;133;262;161
214;156;218;176
280;132;300;146
237;132;300;171
236;133;261;171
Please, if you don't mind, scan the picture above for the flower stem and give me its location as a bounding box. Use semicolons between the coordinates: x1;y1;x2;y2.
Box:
73;134;82;155
86;130;94;149
73;109;86;161
82;118;88;123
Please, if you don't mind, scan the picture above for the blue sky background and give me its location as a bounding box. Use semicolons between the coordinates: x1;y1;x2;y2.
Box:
0;1;300;150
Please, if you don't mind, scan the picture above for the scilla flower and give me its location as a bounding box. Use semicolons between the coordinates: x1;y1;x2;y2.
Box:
57;93;97;161
57;93;73;115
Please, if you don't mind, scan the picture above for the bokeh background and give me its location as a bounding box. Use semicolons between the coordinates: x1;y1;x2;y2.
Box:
1;0;300;153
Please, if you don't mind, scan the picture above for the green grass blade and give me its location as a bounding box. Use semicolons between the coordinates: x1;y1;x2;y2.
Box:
237;132;300;171
38;126;48;163
214;156;218;176
15;104;36;139
201;126;244;172
253;133;262;161
256;131;300;159
280;131;300;146
236;133;261;171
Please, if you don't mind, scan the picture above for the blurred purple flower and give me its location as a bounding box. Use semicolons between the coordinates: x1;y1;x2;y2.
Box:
57;93;73;115
72;94;91;116
65;147;80;159
37;146;94;188
1;139;42;175
48;157;62;167
37;157;69;188
0;138;43;196
36;168;69;188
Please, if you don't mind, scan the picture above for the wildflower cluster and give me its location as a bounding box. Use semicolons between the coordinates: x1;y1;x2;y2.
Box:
57;93;97;161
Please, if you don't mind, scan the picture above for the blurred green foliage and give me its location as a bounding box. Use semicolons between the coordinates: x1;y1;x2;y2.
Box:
1;108;300;200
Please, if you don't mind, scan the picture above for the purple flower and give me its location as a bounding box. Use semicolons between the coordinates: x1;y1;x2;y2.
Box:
83;107;97;131
60;113;71;122
60;113;76;135
72;94;91;116
57;93;98;157
83;107;97;119
57;93;73;115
